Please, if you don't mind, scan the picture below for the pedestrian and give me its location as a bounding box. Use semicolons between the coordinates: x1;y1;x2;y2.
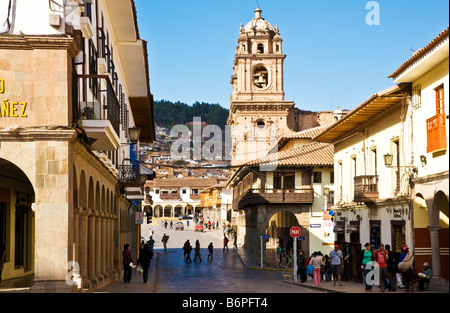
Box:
275;244;284;268
418;262;432;291
223;235;229;252
323;254;332;281
164;220;168;229
183;240;192;263
208;242;214;260
329;244;344;286
385;244;396;291
162;233;169;251
310;251;324;287
147;236;155;260
122;243;134;283
170;220;173;229
297;249;307;283
286;249;294;269
359;242;375;292
194;240;202;262
233;234;238;250
187;220;189;227
398;246;415;292
373;243;390;292
138;244;152;283
0;242;5;284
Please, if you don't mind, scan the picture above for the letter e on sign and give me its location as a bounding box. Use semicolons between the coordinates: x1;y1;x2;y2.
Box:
290;226;301;238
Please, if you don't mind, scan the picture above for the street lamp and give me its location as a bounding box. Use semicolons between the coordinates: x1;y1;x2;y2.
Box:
128;127;140;144
383;153;417;173
383;153;394;167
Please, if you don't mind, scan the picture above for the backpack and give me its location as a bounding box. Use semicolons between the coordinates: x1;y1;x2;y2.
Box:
398;253;414;272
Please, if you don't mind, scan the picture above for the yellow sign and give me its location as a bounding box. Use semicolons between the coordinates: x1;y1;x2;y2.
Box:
0;78;28;118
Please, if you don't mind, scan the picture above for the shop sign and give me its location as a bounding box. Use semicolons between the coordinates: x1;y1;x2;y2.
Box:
0;79;28;118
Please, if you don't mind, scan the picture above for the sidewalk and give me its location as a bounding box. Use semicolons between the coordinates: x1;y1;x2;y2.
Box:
234;247;448;294
93;252;160;293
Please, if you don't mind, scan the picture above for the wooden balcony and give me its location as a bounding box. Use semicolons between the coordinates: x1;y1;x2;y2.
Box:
233;187;314;209
160;193;180;200
354;175;379;203
426;113;447;153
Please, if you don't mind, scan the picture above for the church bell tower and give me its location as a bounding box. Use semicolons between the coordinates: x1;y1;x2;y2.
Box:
227;7;296;166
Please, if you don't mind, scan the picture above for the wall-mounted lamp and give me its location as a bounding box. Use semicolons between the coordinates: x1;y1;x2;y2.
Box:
128;127;140;144
383;153;394;167
420;155;427;167
383;153;417;173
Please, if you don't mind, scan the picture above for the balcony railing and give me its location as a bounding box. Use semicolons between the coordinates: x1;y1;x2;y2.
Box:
426;113;447;153
73;74;120;136
233;187;314;209
160;193;180;200
118;161;140;185
354;175;379;203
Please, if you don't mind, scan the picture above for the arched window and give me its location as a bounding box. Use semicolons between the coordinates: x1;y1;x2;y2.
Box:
257;43;264;54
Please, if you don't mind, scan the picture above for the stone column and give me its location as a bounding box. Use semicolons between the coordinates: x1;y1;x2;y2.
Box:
87;212;98;286
95;211;103;282
106;214;112;276
101;212;108;278
428;226;443;286
78;208;91;290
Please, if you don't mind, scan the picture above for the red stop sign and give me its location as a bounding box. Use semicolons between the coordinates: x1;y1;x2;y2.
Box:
290;226;301;238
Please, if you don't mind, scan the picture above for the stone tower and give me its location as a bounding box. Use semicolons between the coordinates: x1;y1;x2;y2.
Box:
227;7;296;166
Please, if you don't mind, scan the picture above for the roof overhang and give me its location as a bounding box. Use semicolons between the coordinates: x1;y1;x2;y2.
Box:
129;94;155;143
389;27;449;82
313;83;411;143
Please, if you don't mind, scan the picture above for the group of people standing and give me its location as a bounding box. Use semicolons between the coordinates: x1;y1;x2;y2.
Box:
360;243;432;292
183;239;215;263
295;245;348;287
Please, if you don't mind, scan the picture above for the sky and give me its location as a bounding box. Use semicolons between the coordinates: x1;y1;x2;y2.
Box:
134;0;449;113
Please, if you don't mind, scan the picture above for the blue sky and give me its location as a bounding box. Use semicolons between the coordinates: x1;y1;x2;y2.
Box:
134;0;449;112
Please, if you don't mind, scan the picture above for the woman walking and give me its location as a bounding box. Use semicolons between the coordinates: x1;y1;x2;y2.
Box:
310;251;324;287
122;244;135;283
194;240;202;262
359;242;375;292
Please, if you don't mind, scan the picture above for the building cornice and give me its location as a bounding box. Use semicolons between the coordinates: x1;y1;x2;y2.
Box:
0;34;79;58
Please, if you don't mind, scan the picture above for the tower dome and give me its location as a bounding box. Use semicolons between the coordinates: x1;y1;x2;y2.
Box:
243;7;275;33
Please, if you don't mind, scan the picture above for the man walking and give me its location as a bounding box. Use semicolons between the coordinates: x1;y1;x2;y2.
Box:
374;243;390;292
183;240;192;263
329;244;344;286
223;235;229;252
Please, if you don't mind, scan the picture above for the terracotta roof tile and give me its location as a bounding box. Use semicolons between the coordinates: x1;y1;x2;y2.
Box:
246;142;334;167
388;27;449;79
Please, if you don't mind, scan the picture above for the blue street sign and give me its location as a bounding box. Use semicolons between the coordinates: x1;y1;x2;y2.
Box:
297;236;305;241
259;235;270;239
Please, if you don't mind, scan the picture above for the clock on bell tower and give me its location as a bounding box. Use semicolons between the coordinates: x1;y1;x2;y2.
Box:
227;7;296;166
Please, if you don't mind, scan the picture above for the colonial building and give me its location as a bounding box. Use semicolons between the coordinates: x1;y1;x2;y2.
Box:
0;0;154;292
145;177;226;219
388;27;449;285
200;180;233;226
314;83;415;282
228;126;334;265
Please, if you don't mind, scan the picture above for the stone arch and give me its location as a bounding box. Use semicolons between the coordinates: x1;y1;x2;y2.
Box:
0;158;35;277
88;177;94;210
154;205;163;217
174;205;183;217
266;210;300;250
79;170;87;208
101;185;105;212
414;193;429;228
163;205;172;218
73;165;78;209
95;181;100;211
431;190;449;228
